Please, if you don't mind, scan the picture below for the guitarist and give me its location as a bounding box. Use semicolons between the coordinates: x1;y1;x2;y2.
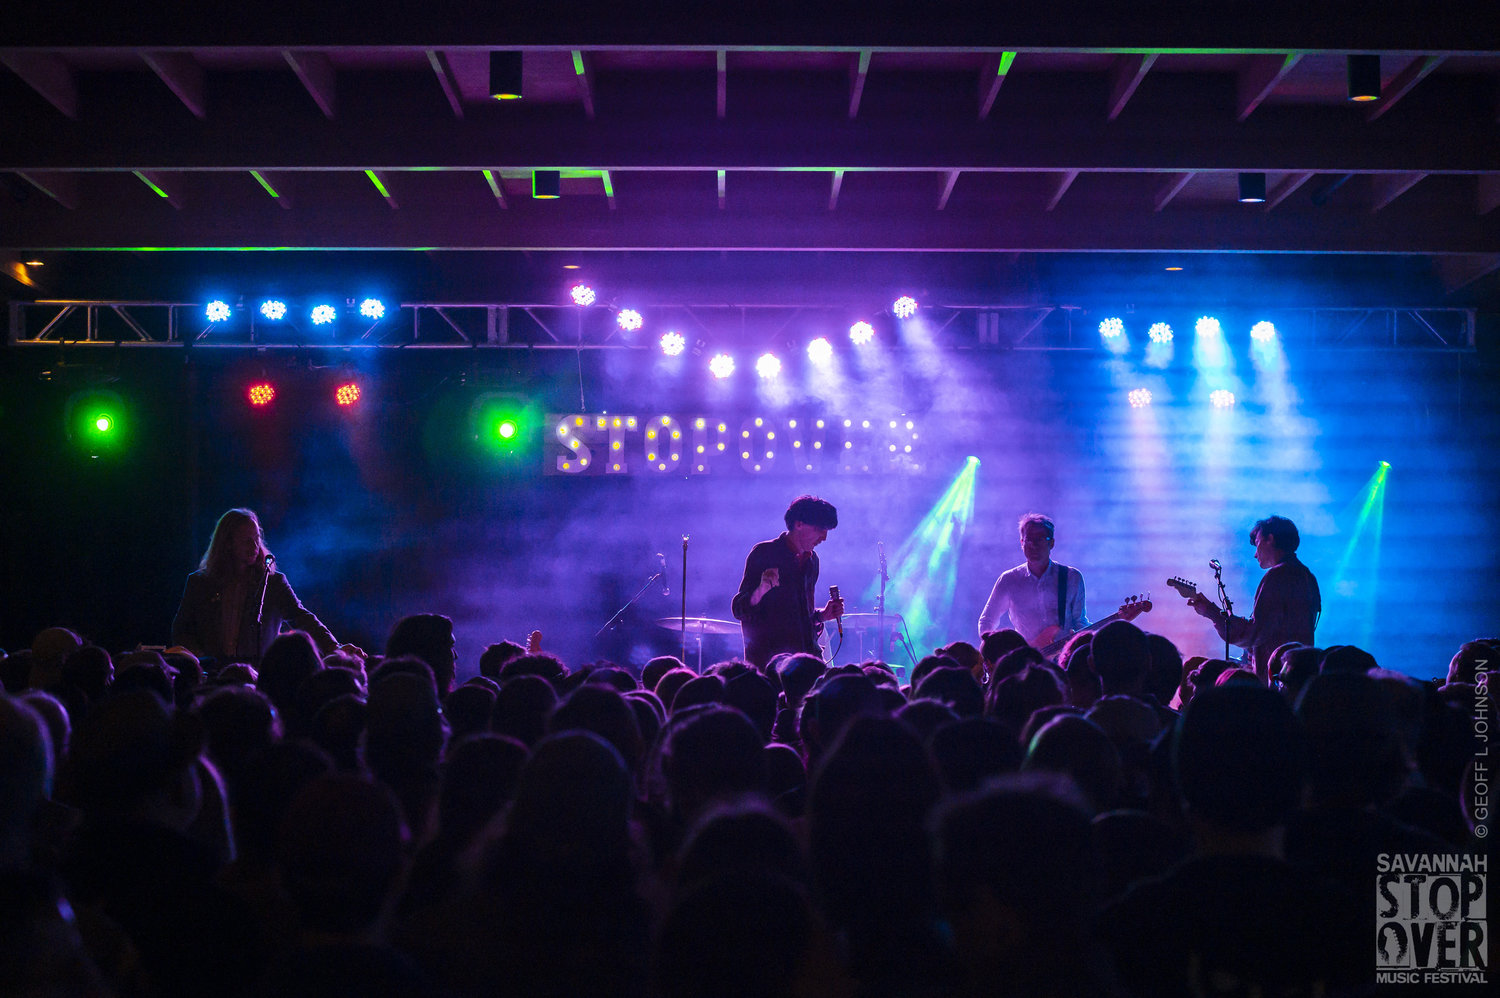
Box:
977;513;1089;650
1184;515;1321;683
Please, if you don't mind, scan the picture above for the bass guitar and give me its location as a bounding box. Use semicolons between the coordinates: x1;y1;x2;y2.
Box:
1035;595;1152;660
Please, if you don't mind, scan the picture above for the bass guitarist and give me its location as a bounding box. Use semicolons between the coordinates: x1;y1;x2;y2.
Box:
978;513;1089;650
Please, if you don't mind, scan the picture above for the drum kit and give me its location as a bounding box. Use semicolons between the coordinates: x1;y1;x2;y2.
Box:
656;609;906;672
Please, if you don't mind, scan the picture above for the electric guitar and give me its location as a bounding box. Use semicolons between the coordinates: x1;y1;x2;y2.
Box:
1035;595;1152;660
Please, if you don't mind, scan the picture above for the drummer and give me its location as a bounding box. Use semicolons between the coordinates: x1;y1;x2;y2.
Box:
731;495;843;669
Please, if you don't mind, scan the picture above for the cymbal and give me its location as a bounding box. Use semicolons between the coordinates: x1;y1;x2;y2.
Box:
838;612;904;628
656;616;742;636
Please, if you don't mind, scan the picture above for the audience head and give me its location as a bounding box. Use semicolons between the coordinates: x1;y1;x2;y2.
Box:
478;640;526;682
491;674;558;747
278;773;408;936
61;690;203;823
549;683;644;772
1296;671;1408;807
1320;644;1378;675
913;666;983;718
1174;683;1303;835
980;628;1029;671
256;630;321;726
61;645;113;703
1022;714;1122;815
1144;633;1184;705
386;613;457;694
929;716;1021;793
663;706;766;821
1089;620;1150;695
443;683;496;743
985;664;1065;735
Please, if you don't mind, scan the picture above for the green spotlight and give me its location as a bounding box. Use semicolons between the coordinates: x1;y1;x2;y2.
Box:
66;389;126;456
470;392;535;459
1327;461;1390;648
863;459;980;654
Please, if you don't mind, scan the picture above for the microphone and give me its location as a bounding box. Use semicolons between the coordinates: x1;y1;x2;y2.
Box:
829;585;843;639
656;553;670;597
1209;559;1222;573
264;553;275;569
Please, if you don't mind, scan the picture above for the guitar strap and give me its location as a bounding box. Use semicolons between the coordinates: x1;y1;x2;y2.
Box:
1055;564;1068;627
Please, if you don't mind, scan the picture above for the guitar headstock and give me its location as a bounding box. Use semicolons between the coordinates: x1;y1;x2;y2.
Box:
1167;577;1198;598
1117;595;1153;619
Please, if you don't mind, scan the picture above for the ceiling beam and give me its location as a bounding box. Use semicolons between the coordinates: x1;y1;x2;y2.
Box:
1044;169;1078;211
283;50;336;119
481;168;508;209
9;97;1492;174
247;169;295;208
848;50;871;119
426;50;464;118
0;51;78;118
1369;172;1425;212
1236;53;1300;121
131;169;181;209
1366;55;1444;123
8;2;1498;49
140;51;207;119
1263;171;1313;212
1436;254;1500;293
937;169;960;210
1153;172;1194;211
365;169;398;208
10;200;1493;254
1480;175;1500;216
716;50;726;120
977;52;1016;120
1106;53;1156;121
15;170;78;209
572;50;596;119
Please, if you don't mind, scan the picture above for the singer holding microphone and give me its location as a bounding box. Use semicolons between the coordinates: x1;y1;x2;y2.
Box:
1185;515;1320;682
172;508;348;665
732;495;843;669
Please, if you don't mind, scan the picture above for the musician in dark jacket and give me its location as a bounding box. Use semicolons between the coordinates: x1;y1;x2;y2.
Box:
732;495;843;669
171;508;342;665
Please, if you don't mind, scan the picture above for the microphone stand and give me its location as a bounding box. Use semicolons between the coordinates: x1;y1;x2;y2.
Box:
594;573;665;639
876;541;889;664
681;535;689;666
252;556;273;666
1212;561;1234;663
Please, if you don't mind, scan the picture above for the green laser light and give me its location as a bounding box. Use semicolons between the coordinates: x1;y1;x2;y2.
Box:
497;420;517;439
94;415;113;432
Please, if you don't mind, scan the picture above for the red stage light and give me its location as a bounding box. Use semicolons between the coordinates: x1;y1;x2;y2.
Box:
248;382;276;407
334;382;361;407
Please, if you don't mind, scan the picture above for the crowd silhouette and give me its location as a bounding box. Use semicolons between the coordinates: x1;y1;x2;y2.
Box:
0;617;1491;997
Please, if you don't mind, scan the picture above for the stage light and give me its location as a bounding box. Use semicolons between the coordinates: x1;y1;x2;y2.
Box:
489;51;523;100
66;389;126;455
1098;317;1124;339
570;284;595;306
755;353;782;379
310;304;337;325
807;337;833;365
471;392;533;458
1148;322;1174;343
259;300;287;321
1237;173;1267;203
247;382;276;407
660;331;686;356
496;419;517;439
617;309;643;332
334;382;361;407
1128;388;1153;408
1347;54;1380;102
533;170;561;199
1250;320;1277;343
205;300;232;323
1195;316;1222;337
709;353;736;379
1210;389;1236;409
892;296;918;319
359;298;386;320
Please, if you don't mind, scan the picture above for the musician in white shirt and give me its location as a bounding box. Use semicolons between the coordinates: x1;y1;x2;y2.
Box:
978;513;1088;648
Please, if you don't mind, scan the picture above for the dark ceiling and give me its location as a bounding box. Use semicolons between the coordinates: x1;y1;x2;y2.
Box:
3;1;1499;310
